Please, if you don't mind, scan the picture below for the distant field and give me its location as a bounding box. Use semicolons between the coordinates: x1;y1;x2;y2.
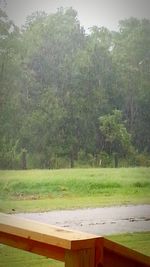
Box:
0;168;149;213
0;232;149;267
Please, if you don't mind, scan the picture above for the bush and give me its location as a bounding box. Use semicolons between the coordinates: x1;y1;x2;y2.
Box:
98;152;113;167
0;139;20;169
134;153;150;167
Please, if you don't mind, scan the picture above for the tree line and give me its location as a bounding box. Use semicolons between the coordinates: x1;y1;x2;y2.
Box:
0;7;150;169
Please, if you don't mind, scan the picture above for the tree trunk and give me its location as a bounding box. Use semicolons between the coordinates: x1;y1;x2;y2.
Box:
70;151;74;168
21;149;27;170
114;153;118;168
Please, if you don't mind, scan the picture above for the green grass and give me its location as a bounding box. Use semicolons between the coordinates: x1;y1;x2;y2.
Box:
0;232;149;267
108;232;150;256
0;246;63;267
0;168;149;212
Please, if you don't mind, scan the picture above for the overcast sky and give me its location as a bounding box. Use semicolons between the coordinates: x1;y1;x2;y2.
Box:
2;0;150;31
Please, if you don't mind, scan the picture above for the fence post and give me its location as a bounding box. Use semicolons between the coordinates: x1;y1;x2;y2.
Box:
65;247;95;267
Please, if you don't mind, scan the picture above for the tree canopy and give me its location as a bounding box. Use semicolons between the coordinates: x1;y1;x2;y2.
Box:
0;8;150;169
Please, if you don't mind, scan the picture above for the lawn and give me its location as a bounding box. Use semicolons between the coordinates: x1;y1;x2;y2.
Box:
0;168;150;265
0;232;149;267
0;168;150;213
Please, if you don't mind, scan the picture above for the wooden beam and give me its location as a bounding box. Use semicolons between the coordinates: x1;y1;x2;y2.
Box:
0;212;103;266
103;238;150;267
0;213;101;251
1;213;149;267
0;232;65;262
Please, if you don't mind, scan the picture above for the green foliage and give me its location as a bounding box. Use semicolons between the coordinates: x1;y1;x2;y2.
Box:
98;152;113;167
134;153;150;167
99;110;132;166
0;138;20;169
0;7;150;169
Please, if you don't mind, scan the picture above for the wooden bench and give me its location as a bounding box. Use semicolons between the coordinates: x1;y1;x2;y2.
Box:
0;213;150;266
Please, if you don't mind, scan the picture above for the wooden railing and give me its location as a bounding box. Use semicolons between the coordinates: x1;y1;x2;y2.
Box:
0;213;149;266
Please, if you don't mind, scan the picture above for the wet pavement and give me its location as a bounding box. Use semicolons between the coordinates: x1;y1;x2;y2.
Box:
15;204;150;235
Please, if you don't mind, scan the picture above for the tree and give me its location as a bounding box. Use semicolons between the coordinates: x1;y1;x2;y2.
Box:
99;110;132;167
0;8;22;168
112;18;150;152
20;7;86;167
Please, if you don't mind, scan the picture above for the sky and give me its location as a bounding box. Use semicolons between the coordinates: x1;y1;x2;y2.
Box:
2;0;150;31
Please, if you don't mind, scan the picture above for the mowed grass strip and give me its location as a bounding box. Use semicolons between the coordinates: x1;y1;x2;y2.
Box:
0;232;149;267
0;168;149;213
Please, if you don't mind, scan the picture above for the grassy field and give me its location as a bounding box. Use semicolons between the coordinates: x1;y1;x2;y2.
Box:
0;168;150;265
0;168;150;213
0;232;149;267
